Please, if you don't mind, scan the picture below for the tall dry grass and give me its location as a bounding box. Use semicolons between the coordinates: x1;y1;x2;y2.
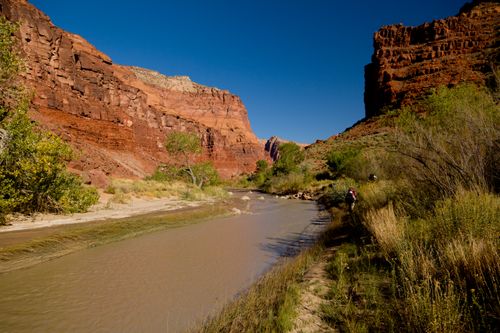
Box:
401;278;464;333
364;190;499;331
363;204;405;257
105;178;228;203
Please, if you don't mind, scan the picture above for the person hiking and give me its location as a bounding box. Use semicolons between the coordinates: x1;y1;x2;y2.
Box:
345;187;357;212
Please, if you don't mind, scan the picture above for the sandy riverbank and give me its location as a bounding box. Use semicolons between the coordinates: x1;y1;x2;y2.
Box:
0;192;209;233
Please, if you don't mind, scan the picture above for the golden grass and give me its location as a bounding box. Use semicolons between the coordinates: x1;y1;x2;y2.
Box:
402;279;464;333
322;185;499;332
106;179;229;203
363;204;405;257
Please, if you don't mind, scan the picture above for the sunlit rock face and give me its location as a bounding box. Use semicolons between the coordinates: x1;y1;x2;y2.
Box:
0;0;267;181
364;1;499;117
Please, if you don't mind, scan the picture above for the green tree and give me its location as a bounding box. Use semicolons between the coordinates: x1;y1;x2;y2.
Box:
0;17;98;222
326;147;361;179
191;162;220;188
272;142;304;175
250;159;270;187
165;131;218;187
256;159;269;173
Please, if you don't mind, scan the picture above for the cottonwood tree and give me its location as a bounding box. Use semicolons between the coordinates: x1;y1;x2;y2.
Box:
0;17;98;222
165;131;218;187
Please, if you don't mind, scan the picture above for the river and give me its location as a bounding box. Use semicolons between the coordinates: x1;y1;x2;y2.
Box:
0;193;327;332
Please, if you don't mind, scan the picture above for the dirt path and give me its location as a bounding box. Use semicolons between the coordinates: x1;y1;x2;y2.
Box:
290;248;337;333
290;208;350;333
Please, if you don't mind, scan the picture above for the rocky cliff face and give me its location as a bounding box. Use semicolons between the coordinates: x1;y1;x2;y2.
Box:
0;0;266;181
264;136;308;161
364;1;499;118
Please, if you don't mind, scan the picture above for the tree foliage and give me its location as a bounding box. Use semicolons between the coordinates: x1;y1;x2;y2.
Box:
0;17;98;222
164;131;219;188
249;159;270;187
326;147;361;179
272;142;304;175
165;131;201;159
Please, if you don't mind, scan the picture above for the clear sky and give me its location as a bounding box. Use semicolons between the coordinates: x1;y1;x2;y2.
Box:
30;0;467;143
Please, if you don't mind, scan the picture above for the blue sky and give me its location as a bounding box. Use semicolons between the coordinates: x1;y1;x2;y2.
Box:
30;0;467;143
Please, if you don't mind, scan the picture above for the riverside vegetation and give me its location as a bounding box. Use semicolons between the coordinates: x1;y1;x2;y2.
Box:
201;84;499;332
0;18;98;224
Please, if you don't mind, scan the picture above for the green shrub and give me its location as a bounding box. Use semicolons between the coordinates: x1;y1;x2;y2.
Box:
326;147;361;179
272;142;304;176
58;180;100;213
0;18;99;221
430;190;499;242
390;84;499;204
249;159;271;187
263;172;307;194
146;165;178;182
319;178;358;208
401;279;464;333
191;161;220;187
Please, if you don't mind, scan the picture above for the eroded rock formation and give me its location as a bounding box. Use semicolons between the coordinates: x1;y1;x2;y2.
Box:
364;1;499;117
0;0;266;181
264;136;308;161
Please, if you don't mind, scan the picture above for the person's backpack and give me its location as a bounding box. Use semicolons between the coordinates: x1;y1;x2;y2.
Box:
345;189;356;203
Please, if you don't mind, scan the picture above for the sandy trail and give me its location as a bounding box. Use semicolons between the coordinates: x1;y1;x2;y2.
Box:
0;193;206;233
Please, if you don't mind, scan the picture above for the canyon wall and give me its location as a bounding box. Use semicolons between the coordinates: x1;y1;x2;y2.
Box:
0;0;266;181
364;1;499;117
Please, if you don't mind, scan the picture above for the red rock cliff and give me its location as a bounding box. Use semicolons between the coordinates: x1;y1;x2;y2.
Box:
0;0;266;180
364;1;499;118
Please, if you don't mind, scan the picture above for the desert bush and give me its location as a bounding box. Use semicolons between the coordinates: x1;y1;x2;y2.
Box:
429;190;499;242
318;178;357;208
391;85;499;205
146;164;183;182
390;190;499;331
148;161;220;189
263;172;308;195
57;179;100;213
190;162;220;187
322;243;395;332
326;147;361;179
400;279;464;333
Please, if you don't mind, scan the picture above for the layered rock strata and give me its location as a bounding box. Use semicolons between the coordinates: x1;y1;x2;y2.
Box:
364;1;499;117
0;0;266;180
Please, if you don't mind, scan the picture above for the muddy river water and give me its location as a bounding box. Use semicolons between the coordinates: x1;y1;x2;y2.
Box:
0;193;326;332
